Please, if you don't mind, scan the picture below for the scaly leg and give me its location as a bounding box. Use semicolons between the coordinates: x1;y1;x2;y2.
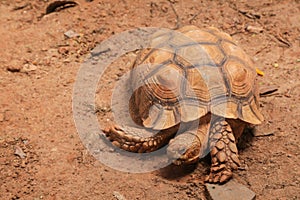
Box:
205;118;241;184
103;124;178;153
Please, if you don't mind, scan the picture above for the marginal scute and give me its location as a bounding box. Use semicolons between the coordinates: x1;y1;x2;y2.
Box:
178;25;200;33
224;101;239;119
143;104;179;129
241;99;263;125
183;29;219;44
208;28;234;42
180;100;207;123
142;103;162;128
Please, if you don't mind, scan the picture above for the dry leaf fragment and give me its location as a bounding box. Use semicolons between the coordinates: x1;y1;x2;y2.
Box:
256;68;265;76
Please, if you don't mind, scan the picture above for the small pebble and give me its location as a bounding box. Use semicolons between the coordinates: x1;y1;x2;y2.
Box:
245;25;263;33
21;64;37;73
14;146;26;159
64;30;80;38
113;191;126;200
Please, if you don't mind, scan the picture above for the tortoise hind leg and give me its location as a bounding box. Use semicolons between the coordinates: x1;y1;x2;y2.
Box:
205;118;241;184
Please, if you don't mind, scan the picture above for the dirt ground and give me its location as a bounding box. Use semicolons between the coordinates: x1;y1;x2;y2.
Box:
0;0;299;199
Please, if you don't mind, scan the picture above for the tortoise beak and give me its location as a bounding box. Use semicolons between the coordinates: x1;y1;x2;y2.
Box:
172;155;200;165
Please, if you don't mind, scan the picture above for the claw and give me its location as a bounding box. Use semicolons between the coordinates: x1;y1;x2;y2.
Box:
103;127;110;134
205;168;233;184
113;125;123;131
205;175;210;182
220;174;230;183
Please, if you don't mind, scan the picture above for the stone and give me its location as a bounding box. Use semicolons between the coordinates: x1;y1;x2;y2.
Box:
245;25;263;33
206;180;256;200
21;64;37;73
14;146;26;159
113;191;126;200
64;30;80;38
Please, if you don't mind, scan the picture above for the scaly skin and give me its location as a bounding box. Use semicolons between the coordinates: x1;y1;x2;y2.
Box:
103;116;242;184
205;119;241;183
103;124;179;153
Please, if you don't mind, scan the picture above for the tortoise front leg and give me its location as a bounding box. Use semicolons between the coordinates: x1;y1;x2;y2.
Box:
103;124;178;153
205;118;241;184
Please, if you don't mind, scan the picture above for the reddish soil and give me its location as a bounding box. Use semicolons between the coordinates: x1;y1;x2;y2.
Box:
0;0;299;199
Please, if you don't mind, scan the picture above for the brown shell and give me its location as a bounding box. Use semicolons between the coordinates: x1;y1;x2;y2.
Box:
129;25;264;130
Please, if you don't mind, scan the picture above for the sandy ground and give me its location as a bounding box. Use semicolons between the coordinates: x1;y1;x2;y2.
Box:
0;0;299;199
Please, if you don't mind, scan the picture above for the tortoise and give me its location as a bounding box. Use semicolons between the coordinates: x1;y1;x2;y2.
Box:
103;25;263;183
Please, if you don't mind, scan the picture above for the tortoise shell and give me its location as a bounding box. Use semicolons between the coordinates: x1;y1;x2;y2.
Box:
129;25;263;130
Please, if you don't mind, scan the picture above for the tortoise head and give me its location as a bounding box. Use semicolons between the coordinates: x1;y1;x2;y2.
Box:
167;131;203;165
